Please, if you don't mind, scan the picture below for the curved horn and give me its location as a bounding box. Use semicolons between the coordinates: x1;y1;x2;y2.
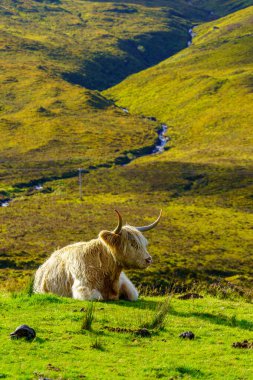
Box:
113;209;123;234
136;210;162;232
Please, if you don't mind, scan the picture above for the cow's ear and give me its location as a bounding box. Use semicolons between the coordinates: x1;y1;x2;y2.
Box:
99;230;121;248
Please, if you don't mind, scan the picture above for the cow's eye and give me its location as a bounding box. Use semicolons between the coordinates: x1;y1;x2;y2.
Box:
130;240;139;249
128;235;139;249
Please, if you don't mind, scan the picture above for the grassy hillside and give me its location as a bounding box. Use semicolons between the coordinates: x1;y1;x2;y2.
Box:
1;160;252;291
0;0;212;92
0;0;211;187
0;70;157;187
0;291;253;379
192;0;253;15
1;0;252;184
104;6;253;167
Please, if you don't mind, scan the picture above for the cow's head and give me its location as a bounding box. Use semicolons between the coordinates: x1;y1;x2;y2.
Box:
99;210;162;269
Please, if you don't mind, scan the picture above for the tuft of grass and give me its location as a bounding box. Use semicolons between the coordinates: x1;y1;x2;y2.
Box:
90;336;104;351
24;276;34;297
142;297;171;330
81;302;95;331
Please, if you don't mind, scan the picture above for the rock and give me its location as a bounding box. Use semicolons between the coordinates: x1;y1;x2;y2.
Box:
10;325;36;340
179;331;195;340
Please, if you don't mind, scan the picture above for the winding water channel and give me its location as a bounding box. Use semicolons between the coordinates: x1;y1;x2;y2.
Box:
0;111;169;206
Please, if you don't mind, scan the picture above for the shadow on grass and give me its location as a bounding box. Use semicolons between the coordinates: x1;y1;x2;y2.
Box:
176;366;205;378
34;337;48;344
104;299;159;311
170;307;253;331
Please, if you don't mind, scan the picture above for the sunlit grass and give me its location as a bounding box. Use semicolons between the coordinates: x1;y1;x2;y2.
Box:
0;292;252;379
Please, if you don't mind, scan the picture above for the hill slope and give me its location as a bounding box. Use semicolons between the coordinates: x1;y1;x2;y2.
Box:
104;6;253;167
103;7;253;287
1;0;253;187
0;0;212;91
0;0;210;186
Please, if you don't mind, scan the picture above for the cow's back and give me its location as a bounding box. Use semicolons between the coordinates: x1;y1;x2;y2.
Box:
33;242;88;297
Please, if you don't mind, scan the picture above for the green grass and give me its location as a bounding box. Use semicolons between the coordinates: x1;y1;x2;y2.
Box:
81;302;95;331
0;292;253;379
142;297;171;330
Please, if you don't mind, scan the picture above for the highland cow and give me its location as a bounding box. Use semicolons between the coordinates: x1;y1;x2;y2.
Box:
33;210;162;301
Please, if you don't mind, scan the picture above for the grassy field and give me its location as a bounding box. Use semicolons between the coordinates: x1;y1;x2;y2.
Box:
0;290;253;379
1;161;252;291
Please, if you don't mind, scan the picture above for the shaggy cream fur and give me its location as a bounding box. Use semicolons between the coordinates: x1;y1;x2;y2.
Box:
34;225;153;301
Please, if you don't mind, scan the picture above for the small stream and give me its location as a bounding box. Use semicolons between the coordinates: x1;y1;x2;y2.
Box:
1;200;11;207
0;184;44;207
152;124;169;154
187;26;197;46
0;111;169;205
119;107;169;155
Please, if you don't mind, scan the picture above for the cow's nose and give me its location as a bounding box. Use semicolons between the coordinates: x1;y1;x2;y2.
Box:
145;256;152;264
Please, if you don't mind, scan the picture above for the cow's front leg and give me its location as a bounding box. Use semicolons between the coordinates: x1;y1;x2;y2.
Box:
119;272;138;301
72;279;103;301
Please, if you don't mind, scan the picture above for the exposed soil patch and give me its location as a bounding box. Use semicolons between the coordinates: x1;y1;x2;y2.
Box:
232;340;253;349
103;326;151;337
47;364;61;372
178;293;204;300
